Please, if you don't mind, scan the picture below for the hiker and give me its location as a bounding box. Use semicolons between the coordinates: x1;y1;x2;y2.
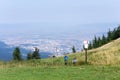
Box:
72;57;77;65
64;55;68;65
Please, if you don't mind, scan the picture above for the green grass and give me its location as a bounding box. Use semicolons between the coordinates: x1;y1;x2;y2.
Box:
0;65;120;80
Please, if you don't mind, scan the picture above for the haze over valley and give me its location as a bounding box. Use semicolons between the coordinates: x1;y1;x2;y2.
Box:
0;0;120;61
0;23;118;61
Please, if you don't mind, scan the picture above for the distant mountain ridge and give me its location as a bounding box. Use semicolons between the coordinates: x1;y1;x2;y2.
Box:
0;41;12;61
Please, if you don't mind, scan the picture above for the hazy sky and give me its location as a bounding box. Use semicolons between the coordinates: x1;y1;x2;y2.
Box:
0;0;120;35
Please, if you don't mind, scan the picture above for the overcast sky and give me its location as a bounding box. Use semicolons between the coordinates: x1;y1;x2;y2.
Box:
0;0;120;35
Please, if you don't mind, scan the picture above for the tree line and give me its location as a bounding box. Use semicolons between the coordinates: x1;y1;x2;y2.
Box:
12;46;77;61
88;25;120;49
13;47;41;61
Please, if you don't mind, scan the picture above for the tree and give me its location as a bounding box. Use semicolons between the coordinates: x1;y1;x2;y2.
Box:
93;36;98;48
32;47;41;59
88;41;93;50
27;52;33;60
98;37;102;47
107;29;112;42
72;46;76;53
88;25;120;50
111;28;117;40
117;26;120;37
114;26;120;39
102;34;107;45
13;47;22;61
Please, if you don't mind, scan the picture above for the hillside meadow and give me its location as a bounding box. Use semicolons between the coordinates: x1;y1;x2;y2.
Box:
1;38;120;80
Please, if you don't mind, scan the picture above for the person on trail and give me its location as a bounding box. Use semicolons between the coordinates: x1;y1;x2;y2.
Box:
72;57;77;65
64;55;68;65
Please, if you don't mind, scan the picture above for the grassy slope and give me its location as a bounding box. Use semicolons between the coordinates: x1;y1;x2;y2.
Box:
88;38;120;65
1;38;120;80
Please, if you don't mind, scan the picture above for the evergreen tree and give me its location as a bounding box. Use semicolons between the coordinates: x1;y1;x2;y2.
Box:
27;52;33;60
112;28;117;40
88;25;120;50
102;34;107;45
107;29;112;42
32;47;41;59
72;46;76;53
114;26;120;40
98;37;102;47
13;47;22;61
93;36;98;48
115;26;120;39
88;41;93;50
117;26;120;36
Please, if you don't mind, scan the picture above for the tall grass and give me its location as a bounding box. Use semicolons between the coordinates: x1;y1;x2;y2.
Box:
88;38;120;65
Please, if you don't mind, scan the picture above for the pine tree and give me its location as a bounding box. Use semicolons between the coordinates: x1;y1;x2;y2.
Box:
13;47;22;61
93;36;98;48
107;29;112;42
112;28;117;40
32;47;41;59
102;34;107;45
117;26;120;37
72;46;76;53
88;41;93;50
115;26;120;39
27;52;33;60
88;25;120;50
98;37;102;47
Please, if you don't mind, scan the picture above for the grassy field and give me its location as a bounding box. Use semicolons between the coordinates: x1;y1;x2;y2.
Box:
0;65;120;80
1;38;120;80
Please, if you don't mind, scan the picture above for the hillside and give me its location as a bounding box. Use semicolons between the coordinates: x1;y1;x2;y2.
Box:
2;38;120;67
87;38;120;65
47;37;120;66
53;37;120;66
1;38;120;67
0;38;120;80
